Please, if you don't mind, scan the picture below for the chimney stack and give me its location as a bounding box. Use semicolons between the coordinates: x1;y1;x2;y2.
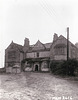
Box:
53;33;58;42
24;38;29;47
23;38;30;53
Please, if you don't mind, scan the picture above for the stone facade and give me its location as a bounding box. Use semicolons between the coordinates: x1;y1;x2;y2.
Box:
5;34;78;73
50;34;78;61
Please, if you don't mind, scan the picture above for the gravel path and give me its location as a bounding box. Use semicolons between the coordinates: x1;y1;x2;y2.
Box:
0;72;78;100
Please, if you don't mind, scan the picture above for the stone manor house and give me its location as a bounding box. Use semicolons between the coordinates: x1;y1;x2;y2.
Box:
5;33;78;73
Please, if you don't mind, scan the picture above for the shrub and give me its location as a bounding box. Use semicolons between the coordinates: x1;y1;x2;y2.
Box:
66;59;78;76
50;59;78;76
50;61;63;75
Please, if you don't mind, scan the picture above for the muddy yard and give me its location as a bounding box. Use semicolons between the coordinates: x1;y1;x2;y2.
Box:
0;72;78;100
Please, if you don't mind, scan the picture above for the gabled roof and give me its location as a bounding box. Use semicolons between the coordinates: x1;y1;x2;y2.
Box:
59;35;66;40
35;40;46;48
50;34;78;49
32;40;46;51
6;41;23;52
58;35;78;49
13;42;23;52
50;35;66;48
27;40;52;52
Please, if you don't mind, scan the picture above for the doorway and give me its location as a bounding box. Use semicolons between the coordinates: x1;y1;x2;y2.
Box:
35;65;39;71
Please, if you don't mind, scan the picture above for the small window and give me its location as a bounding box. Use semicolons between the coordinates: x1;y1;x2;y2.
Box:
37;52;39;57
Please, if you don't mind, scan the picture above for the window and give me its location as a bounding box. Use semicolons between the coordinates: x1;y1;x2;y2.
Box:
55;47;65;55
37;52;39;57
54;44;66;55
8;51;16;59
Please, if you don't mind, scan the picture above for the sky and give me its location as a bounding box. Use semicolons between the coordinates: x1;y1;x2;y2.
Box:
0;0;78;68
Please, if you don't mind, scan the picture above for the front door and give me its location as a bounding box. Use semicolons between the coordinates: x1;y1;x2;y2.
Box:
35;65;38;71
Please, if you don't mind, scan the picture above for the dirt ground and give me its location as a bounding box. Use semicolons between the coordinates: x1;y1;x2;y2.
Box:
0;72;78;100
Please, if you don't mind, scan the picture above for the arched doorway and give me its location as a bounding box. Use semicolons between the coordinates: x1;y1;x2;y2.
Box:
35;65;39;71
